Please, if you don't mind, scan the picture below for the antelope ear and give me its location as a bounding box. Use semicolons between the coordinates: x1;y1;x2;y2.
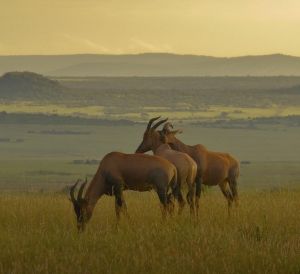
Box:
172;129;183;135
162;122;173;133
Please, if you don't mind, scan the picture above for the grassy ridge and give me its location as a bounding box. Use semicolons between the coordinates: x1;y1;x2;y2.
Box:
1;76;300;122
0;190;299;273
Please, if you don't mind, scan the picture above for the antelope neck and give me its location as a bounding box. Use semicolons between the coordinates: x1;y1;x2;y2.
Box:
84;174;105;209
171;137;190;154
153;143;171;154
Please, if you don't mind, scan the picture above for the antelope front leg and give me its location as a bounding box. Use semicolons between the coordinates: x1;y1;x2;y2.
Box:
113;182;124;223
156;187;168;220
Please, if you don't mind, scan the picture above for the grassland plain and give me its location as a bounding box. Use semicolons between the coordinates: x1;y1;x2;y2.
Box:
1;124;300;162
0;160;300;192
0;189;299;274
0;124;300;190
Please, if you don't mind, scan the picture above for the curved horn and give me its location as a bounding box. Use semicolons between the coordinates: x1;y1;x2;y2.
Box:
70;179;80;203
162;123;183;135
77;180;87;201
151;118;168;130
162;122;174;133
146;116;161;131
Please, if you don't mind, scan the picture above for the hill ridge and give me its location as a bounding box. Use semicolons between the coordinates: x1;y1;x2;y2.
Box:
0;71;64;100
1;53;300;76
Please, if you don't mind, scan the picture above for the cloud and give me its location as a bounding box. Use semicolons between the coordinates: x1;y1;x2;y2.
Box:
129;38;174;53
57;34;174;54
60;33;110;53
81;39;109;52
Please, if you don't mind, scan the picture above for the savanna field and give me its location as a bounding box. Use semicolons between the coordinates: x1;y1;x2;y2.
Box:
0;124;299;274
2;0;300;271
0;189;299;274
0;75;300;273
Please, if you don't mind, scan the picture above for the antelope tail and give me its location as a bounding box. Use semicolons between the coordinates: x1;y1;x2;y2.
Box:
195;176;202;198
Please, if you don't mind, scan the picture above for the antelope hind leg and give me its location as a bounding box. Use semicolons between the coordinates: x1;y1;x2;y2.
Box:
229;179;239;207
186;188;196;218
177;190;186;215
195;177;202;218
219;180;234;217
120;193;130;219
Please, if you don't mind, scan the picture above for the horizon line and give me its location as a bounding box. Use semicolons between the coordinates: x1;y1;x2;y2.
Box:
0;52;299;58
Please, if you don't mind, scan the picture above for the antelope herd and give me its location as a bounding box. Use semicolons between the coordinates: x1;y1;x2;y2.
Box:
70;117;240;232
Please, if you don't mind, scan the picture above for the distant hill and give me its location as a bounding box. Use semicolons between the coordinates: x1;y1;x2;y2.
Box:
1;53;300;76
0;71;64;100
0;112;136;126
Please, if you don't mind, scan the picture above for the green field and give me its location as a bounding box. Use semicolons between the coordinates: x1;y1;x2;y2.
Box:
1;102;300;121
0;123;299;191
0;190;299;274
1;124;299;161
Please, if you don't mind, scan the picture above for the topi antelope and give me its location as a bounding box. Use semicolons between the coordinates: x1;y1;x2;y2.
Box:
136;117;198;217
160;122;240;216
70;151;177;232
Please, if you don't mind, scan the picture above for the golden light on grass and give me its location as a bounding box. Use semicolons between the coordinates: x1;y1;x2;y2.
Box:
0;189;299;273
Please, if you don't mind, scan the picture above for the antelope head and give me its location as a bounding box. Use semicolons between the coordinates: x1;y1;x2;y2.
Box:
161;122;183;136
159;122;183;149
69;178;89;232
135;116;168;153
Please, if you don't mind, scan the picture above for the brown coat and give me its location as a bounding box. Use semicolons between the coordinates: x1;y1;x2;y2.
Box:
70;152;177;231
136;117;198;216
160;122;240;215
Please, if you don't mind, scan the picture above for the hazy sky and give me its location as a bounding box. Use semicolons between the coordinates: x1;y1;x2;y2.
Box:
1;0;300;56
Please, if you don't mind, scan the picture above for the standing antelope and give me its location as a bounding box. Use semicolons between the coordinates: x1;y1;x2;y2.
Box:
160;122;240;216
136;117;198;217
70;152;177;232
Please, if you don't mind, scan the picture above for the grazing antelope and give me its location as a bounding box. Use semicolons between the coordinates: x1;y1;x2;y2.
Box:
160;122;240;216
70;152;177;232
136;117;198;217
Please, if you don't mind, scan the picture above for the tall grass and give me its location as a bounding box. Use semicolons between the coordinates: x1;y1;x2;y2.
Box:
0;189;299;274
